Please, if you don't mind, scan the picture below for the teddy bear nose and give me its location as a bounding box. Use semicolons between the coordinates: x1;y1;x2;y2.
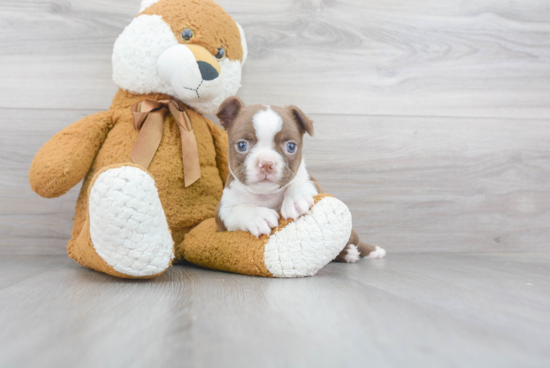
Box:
197;61;219;81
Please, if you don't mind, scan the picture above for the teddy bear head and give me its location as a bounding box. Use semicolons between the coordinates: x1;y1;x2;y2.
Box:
113;0;247;115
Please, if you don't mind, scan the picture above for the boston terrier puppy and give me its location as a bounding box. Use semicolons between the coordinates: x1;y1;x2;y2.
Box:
214;96;386;263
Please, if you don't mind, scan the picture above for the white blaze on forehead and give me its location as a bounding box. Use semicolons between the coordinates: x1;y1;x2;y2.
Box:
243;106;285;186
253;106;283;147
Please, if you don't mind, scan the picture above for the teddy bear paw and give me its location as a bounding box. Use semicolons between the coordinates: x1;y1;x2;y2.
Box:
88;166;174;277
264;196;352;277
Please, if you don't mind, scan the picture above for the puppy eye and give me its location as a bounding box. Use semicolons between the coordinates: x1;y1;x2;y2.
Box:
181;28;194;41
215;47;226;60
236;141;248;153
286;142;297;154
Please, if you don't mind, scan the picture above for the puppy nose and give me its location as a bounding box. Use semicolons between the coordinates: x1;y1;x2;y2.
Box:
197;61;219;81
259;160;275;173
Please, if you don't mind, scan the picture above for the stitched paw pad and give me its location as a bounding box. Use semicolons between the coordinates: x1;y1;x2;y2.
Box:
264;197;352;277
89;166;174;277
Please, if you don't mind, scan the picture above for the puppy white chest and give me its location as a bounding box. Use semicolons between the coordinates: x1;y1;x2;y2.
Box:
225;179;286;211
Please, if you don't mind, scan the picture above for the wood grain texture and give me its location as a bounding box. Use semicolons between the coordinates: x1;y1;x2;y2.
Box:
305;114;550;253
0;254;549;367
2;108;550;254
0;0;549;118
1;0;549;254
1;109;92;254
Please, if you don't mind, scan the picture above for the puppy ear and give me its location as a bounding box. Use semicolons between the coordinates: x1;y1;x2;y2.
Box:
288;106;314;137
217;96;245;129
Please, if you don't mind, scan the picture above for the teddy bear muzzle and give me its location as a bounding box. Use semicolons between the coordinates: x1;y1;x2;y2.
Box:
157;43;222;102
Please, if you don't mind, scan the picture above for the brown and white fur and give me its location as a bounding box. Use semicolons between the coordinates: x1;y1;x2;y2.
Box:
214;96;386;263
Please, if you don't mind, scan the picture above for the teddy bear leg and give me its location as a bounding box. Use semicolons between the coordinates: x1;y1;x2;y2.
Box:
179;194;352;278
70;164;174;279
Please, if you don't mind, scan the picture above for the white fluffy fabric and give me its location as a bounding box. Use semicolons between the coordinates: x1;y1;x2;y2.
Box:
89;166;174;277
184;57;242;115
139;0;160;13
112;15;178;98
264;197;353;277
112;14;244;115
156;44;211;101
156;46;242;115
236;23;248;66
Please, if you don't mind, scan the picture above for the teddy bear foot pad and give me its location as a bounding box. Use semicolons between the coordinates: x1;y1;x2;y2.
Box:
263;196;353;277
89;166;174;277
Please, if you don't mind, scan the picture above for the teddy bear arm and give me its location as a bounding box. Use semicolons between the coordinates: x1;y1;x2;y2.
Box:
204;117;230;185
29;111;113;198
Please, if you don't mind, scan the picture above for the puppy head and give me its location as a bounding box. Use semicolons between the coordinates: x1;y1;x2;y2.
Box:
112;0;247;115
217;97;314;193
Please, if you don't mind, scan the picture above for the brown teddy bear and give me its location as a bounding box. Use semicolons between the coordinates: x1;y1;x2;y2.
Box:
29;0;382;279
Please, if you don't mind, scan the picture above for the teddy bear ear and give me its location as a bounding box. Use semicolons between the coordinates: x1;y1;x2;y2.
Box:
288;106;314;137
139;0;160;13
236;23;248;66
217;96;245;129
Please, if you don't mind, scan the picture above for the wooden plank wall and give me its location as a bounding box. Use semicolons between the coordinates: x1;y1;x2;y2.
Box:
1;0;549;255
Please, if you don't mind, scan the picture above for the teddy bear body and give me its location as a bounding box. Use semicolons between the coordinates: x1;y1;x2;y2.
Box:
29;0;363;279
67;90;229;258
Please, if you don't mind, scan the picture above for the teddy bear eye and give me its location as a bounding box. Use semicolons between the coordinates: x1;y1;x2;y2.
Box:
286;142;297;154
215;47;226;60
181;28;194;41
236;141;248;153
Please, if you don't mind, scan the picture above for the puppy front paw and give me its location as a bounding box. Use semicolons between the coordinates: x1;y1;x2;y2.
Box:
281;195;315;220
245;207;280;237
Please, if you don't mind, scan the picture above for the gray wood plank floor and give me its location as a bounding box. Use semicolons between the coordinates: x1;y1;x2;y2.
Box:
1;254;549;368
